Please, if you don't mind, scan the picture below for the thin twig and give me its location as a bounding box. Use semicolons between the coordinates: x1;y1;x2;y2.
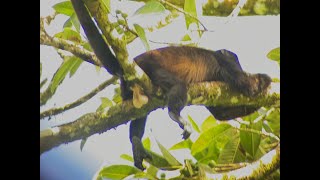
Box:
40;76;118;119
158;0;208;31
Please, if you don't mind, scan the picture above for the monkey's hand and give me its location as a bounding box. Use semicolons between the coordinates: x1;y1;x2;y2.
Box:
169;112;193;139
132;136;152;170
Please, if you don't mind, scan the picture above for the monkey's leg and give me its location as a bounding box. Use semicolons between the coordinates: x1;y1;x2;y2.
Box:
152;69;192;139
130;117;151;170
206;105;259;120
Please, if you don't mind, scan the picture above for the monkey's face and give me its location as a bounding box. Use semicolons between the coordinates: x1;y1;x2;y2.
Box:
246;73;272;97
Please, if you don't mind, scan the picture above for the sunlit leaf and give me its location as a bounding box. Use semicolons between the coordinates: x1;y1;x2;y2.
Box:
50;56;80;93
134;1;165;15
146;164;158;179
134;24;150;51
69;57;83;77
99;165;141;179
267;47;280;65
240;119;263;157
142;137;151;150
120;154;134;162
102;0;111;13
96;97;113;112
201;115;218;132
53;1;74;16
54;28;82;43
191;124;232;156
188;115;200;133
145;149;172;169
169;139;193;150
70;13;80;32
63;17;73;28
265;108;280;136
156;140;181;166
134;172;157;180
184;0;199;29
80;137;87;151
217;129;240;164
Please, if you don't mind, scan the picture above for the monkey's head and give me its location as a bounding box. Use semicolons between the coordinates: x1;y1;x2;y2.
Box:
245;73;272;97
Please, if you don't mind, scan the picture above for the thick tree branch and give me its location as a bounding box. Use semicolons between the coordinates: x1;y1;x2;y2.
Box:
40;82;279;154
40;76;118;119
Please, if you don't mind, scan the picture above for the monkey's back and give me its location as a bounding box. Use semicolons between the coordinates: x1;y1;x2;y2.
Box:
134;46;221;84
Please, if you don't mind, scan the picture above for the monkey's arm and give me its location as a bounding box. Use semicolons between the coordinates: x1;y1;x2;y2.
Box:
70;0;123;76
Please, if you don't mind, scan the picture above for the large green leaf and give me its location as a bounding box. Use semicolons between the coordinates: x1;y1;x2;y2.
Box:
53;1;74;16
134;1;165;15
102;0;111;13
191;124;232;156
201;115;218;132
54;28;82;43
217;129;240;164
184;0;199;29
145;149;172;169
50;56;81;93
267;47;280;65
188;115;200;133
134;24;150;51
169;139;193;150
156;140;181;166
240;119;263;157
99;165;141;179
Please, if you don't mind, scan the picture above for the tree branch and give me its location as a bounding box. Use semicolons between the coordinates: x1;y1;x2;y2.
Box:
40;76;118;119
40;82;279;154
40;17;102;67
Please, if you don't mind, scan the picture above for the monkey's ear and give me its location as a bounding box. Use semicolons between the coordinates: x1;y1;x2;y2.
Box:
216;49;242;70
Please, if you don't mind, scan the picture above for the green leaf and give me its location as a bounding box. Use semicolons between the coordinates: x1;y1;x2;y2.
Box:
63;18;73;28
240;120;263;157
54;28;82;43
188;115;200;133
134;172;157;180
70;13;81;32
181;34;192;41
53;1;74;16
96;97;113;112
169;139;193;150
134;1;165;15
99;165;141;179
265;108;280;136
133;24;150;51
146;164;158;179
184;0;199;29
142;137;151;150
156;140;181;166
69;57;83;77
120;154;134;162
80;137;87;151
144;149;172;169
50;56;80;93
102;0;111;13
191;124;232;156
217;129;240;164
267;47;280;65
201;115;218;132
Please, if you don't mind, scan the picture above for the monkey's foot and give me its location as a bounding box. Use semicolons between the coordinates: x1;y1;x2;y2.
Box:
182;124;192;139
132;137;152;170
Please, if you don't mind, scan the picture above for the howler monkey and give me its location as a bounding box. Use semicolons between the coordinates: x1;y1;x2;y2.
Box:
70;0;271;170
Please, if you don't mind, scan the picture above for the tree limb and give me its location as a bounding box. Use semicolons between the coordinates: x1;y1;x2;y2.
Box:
40;82;279;154
40;17;102;67
40;76;118;119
